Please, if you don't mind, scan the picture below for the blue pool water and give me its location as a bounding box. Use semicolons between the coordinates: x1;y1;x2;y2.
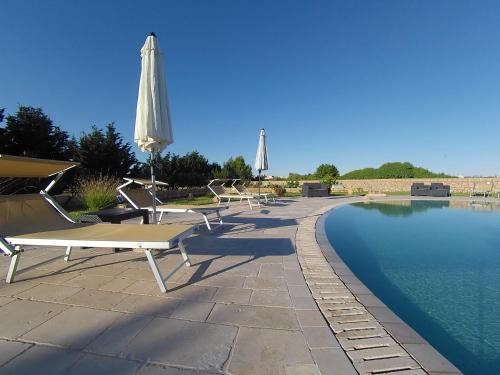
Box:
324;200;500;374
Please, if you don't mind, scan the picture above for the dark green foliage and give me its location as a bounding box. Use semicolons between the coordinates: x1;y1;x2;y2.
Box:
214;156;253;180
75;123;138;176
0;106;73;160
0;108;4;123
315;164;339;179
342;162;453;179
288;163;340;182
139;151;221;188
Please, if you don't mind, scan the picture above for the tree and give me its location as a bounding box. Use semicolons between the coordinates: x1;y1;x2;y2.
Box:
0;106;72;159
215;156;253;180
0;108;4;123
142;151;221;187
315;164;339;180
76;123;138;176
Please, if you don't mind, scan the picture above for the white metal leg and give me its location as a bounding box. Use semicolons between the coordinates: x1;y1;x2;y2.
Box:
202;213;213;231
158;211;164;223
64;246;72;261
6;251;21;283
216;210;223;225
179;241;191;266
145;249;167;293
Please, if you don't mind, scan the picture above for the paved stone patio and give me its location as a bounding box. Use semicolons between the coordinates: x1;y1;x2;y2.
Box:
0;196;462;374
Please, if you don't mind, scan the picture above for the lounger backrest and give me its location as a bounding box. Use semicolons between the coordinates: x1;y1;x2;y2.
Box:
233;184;246;194
0;194;74;237
209;185;226;196
121;188;159;208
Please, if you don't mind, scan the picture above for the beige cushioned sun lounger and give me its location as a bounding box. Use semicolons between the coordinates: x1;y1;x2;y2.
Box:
0;194;194;293
118;179;227;231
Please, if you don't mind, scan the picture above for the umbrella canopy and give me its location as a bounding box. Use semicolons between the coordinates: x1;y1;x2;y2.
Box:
134;32;173;153
134;32;173;223
254;129;268;172
254;129;268;205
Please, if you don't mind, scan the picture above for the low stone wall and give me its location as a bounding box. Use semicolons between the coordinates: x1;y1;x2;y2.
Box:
337;178;500;193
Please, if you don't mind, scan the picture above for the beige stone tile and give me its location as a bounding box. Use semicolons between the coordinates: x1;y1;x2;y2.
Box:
249;290;291;307
21;306;122;349
244;277;287;290
295;310;328;327
114;294;179;316
258;263;284;278
0;339;32;366
0;300;68;338
0;345;82;374
87;314;153;355
228;327;314;375
208;303;299;329
98;277;136;292
66;353;141;375
16;283;82;303
0;280;40;297
170;301;215;322
124;317;237;371
212;287;252;304
63;289;128;309
149;283;218;302
65;274;115;289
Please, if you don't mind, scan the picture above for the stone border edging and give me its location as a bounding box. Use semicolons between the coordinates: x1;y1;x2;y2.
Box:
295;198;462;375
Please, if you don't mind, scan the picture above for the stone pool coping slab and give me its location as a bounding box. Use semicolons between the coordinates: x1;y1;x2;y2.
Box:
296;197;463;375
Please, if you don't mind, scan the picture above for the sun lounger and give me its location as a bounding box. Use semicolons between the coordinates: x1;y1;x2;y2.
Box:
231;179;275;204
117;178;226;232
207;179;257;209
0;154;194;293
469;182;493;198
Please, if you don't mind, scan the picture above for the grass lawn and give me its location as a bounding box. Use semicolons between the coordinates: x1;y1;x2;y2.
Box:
167;195;216;205
68;210;90;221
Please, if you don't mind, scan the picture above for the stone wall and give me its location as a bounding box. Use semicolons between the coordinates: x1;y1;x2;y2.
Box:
337;178;500;193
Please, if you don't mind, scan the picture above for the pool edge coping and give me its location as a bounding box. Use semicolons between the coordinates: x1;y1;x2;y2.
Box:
297;196;463;374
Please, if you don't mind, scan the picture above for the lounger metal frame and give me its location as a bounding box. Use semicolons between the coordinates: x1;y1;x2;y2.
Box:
230;179;276;204
208;179;258;210
117;178;225;232
0;162;193;293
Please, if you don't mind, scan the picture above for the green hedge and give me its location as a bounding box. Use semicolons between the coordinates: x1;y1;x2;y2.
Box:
341;162;453;180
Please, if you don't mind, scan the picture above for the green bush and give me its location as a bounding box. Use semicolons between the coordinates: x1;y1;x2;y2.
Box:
75;174;119;211
286;176;299;188
271;184;286;197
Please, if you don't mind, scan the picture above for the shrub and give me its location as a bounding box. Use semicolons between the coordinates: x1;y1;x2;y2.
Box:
286;176;299;188
271;184;286;197
75;174;119;211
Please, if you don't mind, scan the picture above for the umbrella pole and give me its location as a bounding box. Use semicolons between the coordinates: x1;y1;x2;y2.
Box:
258;169;261;206
150;152;158;224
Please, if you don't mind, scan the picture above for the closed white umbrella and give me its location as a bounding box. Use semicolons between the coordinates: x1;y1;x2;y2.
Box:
254;128;268;205
134;32;173;223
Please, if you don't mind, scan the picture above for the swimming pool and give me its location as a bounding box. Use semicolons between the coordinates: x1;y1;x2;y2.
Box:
324;200;500;374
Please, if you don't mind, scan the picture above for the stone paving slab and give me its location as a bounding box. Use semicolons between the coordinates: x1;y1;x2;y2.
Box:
0;339;32;366
0;300;69;338
21;306;122;349
227;327;315;375
0;197;462;374
123;317;237;372
0;345;82;374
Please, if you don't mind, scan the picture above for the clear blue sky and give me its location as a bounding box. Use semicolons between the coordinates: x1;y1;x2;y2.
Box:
1;0;499;177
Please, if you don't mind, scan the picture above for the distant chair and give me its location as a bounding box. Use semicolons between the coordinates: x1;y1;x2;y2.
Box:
469;182;493;198
231;179;275;204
